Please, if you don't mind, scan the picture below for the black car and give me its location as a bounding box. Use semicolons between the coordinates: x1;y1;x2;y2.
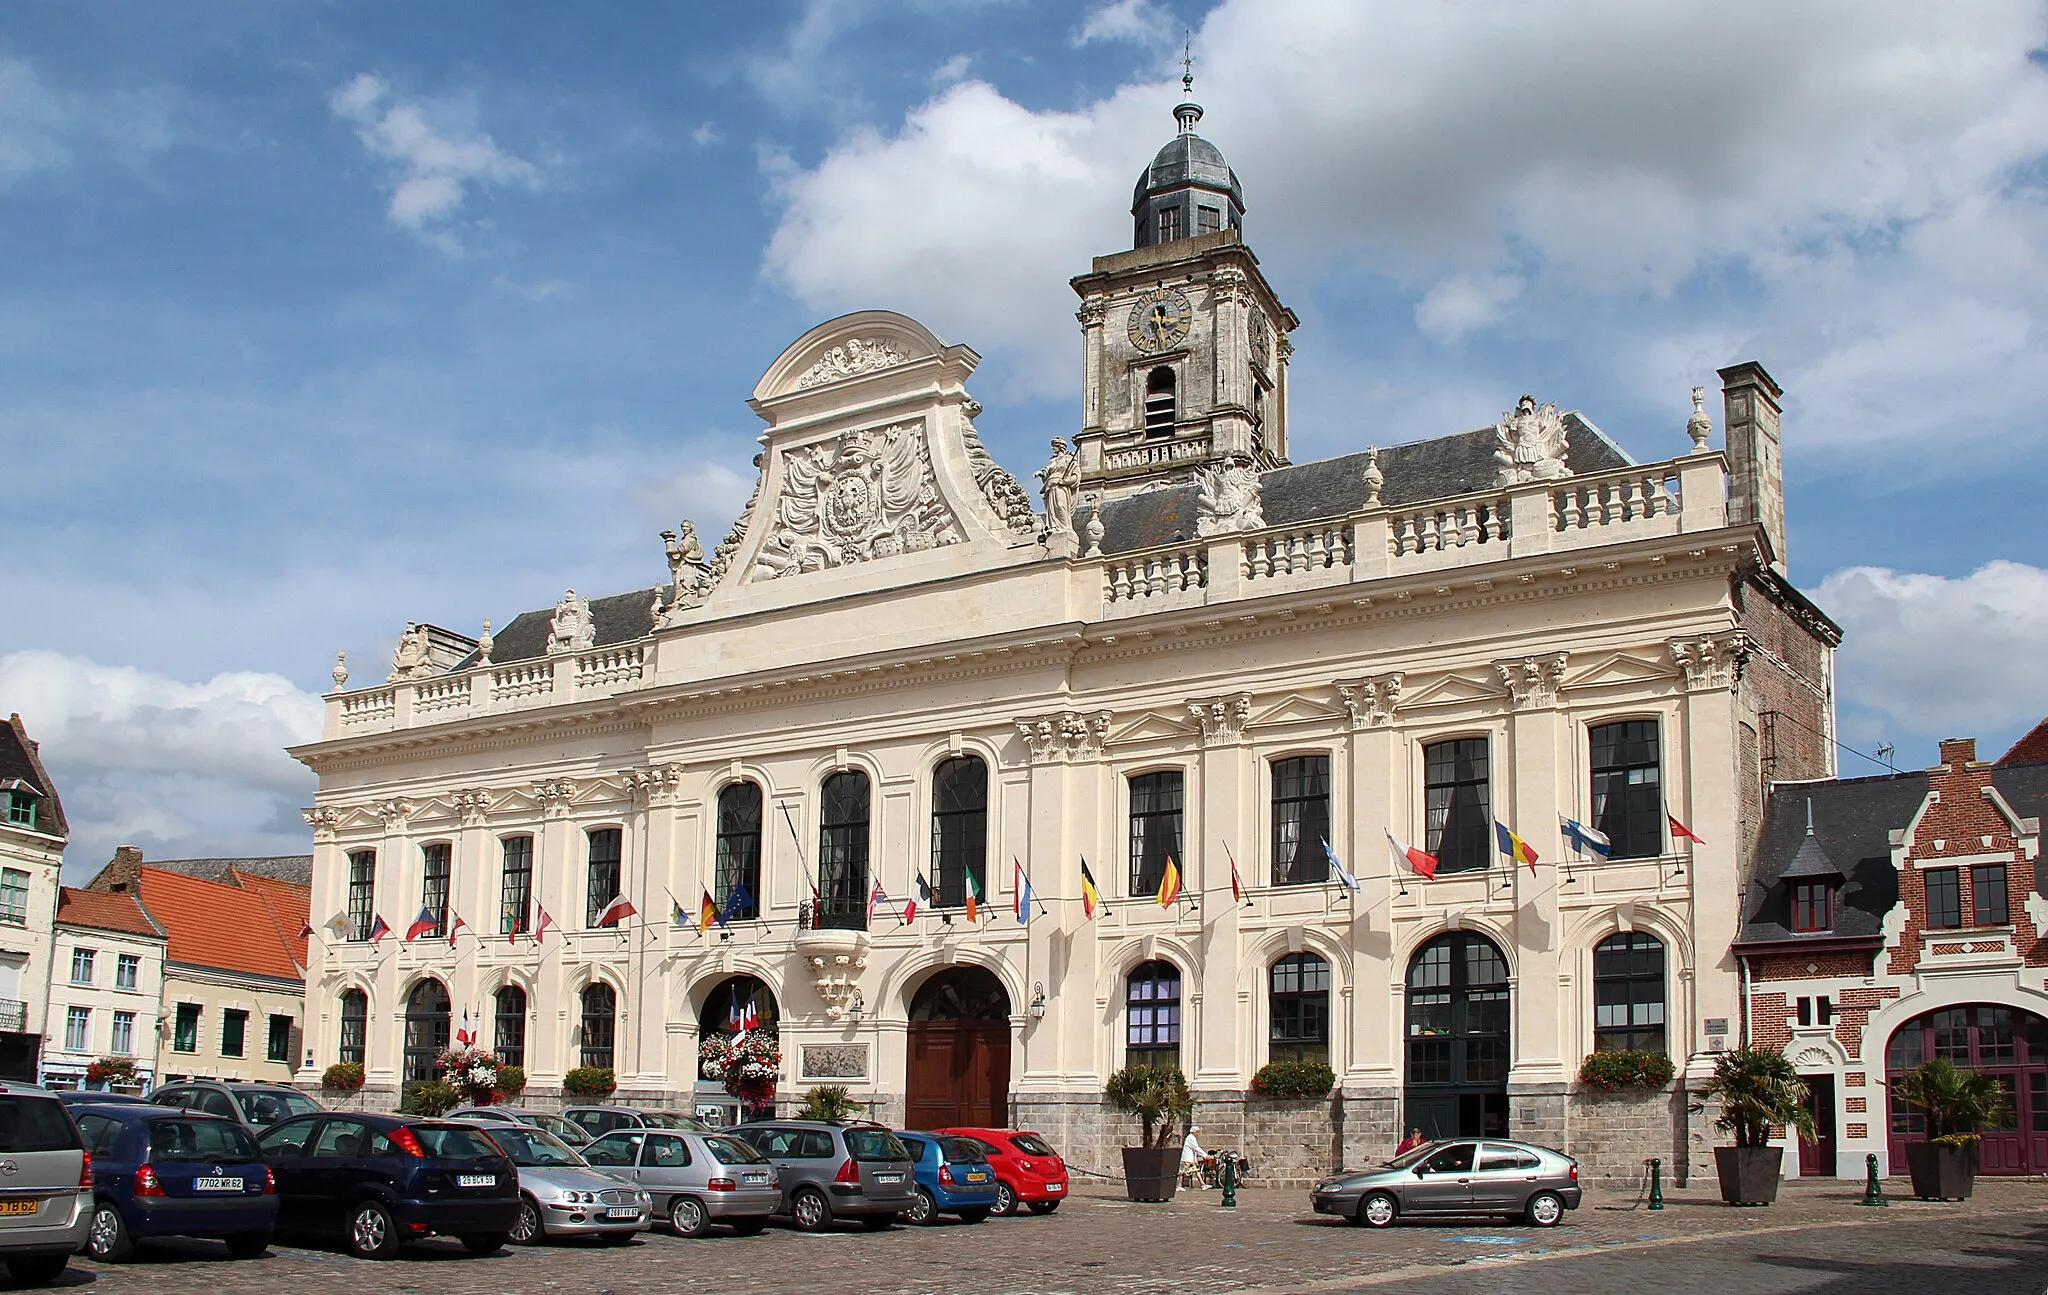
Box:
255;1112;518;1259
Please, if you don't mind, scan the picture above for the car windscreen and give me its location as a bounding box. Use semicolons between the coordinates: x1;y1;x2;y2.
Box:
235;1089;321;1126
481;1125;585;1167
844;1128;910;1162
0;1096;81;1152
1383;1142;1437;1170
527;1113;589;1142
940;1137;990;1164
409;1125;504;1160
149;1118;260;1163
643;1112;709;1131
1007;1133;1056;1156
702;1135;768;1165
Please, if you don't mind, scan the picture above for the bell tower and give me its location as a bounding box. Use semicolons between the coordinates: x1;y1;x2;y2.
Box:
1071;69;1297;499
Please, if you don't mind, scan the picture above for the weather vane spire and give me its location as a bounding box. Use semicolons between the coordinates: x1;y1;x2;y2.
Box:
1174;31;1203;133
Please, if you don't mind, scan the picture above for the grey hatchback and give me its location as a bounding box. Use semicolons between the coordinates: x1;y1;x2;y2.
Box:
732;1121;915;1232
1310;1139;1582;1228
0;1082;93;1286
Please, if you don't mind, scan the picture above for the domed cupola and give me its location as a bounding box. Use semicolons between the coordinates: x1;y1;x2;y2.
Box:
1131;69;1244;248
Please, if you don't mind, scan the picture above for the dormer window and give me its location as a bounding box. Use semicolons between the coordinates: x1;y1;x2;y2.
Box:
1143;367;1177;437
1791;880;1833;933
5;790;34;828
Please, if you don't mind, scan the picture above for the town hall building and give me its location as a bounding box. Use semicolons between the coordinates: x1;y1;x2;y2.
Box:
291;87;1838;1184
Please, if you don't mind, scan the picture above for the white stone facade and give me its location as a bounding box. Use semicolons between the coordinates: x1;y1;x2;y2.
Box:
41;917;165;1090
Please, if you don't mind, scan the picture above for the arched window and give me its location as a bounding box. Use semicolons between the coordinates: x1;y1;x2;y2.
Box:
580;983;617;1070
698;976;778;1036
419;843;450;939
1143;367;1177;437
1407;933;1509;1086
337;988;368;1066
1592;932;1666;1054
585;827;623;928
931;756;988;909
493;985;527;1068
817;771;871;929
403;979;450;1083
1270;953;1331;1064
1126;961;1182;1071
716;782;764;921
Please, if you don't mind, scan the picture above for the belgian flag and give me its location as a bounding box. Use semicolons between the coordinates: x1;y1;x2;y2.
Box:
1080;858;1104;919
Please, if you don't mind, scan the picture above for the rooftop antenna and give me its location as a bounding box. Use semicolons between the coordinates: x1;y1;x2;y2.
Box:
1876;742;1895;770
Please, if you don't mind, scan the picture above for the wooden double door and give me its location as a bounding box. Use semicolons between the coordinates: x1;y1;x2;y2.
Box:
904;967;1012;1129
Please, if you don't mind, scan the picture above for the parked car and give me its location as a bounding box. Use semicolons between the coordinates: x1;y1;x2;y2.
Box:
937;1127;1070;1215
581;1128;779;1237
560;1106;709;1140
446;1106;593;1146
0;1082;93;1287
255;1111;519;1258
463;1122;649;1245
1310;1139;1582;1228
57;1091;154;1108
730;1120;916;1232
70;1103;276;1261
893;1132;998;1225
149;1080;323;1134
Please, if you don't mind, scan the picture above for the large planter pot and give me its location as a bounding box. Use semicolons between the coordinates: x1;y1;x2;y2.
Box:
1904;1141;1977;1201
1713;1145;1782;1206
1121;1146;1181;1203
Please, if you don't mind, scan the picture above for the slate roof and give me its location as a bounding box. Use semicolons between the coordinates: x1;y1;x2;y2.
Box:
458;587;661;668
1738;761;2048;947
0;713;67;839
135;855;313;886
55;887;164;940
135;866;309;983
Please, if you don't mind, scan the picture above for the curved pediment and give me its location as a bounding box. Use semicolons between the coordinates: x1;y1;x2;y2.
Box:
752;310;971;404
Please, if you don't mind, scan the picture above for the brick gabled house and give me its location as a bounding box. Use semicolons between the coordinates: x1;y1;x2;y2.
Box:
1735;737;2047;1177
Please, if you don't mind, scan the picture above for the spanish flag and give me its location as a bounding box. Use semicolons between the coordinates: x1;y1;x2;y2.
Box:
1156;855;1182;908
697;889;719;932
1495;822;1540;876
1080;858;1103;920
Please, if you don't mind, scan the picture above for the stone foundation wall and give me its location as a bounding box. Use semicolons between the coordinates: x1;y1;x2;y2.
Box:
1565;1084;1697;1186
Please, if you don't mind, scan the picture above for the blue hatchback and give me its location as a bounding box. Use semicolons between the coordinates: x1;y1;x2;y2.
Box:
893;1132;999;1225
69;1103;277;1262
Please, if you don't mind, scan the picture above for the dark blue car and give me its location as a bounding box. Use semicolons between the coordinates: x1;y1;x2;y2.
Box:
893;1132;999;1225
70;1103;277;1262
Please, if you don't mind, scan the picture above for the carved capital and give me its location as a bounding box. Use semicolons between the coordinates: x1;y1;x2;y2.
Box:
1669;631;1750;691
450;788;494;821
1208;266;1252;306
1076;296;1109;327
624;764;686;804
302;806;339;840
533;778;578;815
1186;692;1253;745
1335;673;1404;729
1013;709;1114;764
1494;653;1569;709
370;797;413;828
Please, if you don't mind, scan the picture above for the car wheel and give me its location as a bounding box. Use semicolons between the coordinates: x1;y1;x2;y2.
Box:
1026;1200;1060;1215
955;1208;989;1224
789;1188;832;1233
1523;1191;1565;1228
859;1213;897;1231
904;1189;937;1226
1357;1192;1399;1229
460;1232;507;1256
992;1181;1017;1216
669;1195;710;1238
728;1216;768;1236
225;1231;272;1259
508;1197;545;1245
86;1200;136;1262
4;1255;70;1286
347;1201;401;1259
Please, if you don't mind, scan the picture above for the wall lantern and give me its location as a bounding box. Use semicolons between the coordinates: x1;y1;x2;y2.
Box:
1030;983;1047;1018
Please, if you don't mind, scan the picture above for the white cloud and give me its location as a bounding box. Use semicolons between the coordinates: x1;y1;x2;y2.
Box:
1819;561;2048;739
1415;273;1526;340
692;121;724;147
932;54;974;87
0;58;66;178
329;73;538;254
1074;0;1173;47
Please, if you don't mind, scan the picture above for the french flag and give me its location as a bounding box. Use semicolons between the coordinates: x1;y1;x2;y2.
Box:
1386;829;1438;880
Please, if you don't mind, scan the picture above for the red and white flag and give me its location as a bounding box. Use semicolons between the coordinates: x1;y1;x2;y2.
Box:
447;912;468;948
535;906;555;944
866;879;888;927
1386;829;1439;880
593;895;637;928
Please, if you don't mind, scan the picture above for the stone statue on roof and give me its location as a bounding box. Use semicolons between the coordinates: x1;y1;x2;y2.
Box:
1494;394;1572;486
547;589;596;655
388;623;432;682
1037;438;1079;535
1195;458;1265;536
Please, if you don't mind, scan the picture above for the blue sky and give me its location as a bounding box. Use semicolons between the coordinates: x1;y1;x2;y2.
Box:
4;0;2046;877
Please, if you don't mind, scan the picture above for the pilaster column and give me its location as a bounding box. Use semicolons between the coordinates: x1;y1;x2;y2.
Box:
1335;675;1404;1085
1669;632;1749;1077
1494;654;1570;1087
1013;708;1111;1087
301;806;342;1076
1187;692;1250;1086
371;797;414;1088
626;764;687;1090
533;778;577;1079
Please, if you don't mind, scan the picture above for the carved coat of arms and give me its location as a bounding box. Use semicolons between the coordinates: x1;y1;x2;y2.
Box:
753;423;962;579
1194;460;1266;536
1493;395;1572;486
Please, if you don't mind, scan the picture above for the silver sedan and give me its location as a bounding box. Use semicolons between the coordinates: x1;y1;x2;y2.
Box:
466;1122;653;1244
1310;1139;1582;1228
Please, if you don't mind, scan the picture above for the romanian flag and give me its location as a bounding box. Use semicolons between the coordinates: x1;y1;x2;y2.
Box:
1156;855;1182;908
964;866;982;923
1079;859;1103;919
1387;829;1438;880
1668;813;1706;845
697;890;718;932
1496;822;1540;876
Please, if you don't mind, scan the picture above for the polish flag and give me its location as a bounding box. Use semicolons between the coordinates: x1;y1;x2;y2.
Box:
1386;829;1438;880
593;895;637;928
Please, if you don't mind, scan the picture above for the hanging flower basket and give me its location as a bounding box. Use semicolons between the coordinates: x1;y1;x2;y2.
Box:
435;1047;505;1105
84;1056;141;1090
700;1029;781;1110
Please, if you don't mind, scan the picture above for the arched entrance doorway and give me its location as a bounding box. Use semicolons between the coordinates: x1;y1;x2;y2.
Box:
1886;1004;2048;1174
1404;933;1510;1139
698;976;779;1036
403;979;450;1083
905;967;1011;1129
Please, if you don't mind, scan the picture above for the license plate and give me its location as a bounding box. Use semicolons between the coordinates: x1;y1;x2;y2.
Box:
604;1206;639;1218
965;1172;987;1182
1046;1183;1063;1192
193;1177;244;1192
874;1174;903;1184
0;1200;38;1216
457;1174;496;1188
742;1172;769;1185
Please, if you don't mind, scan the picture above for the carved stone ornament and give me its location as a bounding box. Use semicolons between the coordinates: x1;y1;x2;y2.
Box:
388;623;433;682
1187;692;1253;744
960;410;1037;535
451;788;494;820
547;590;597;655
1669;632;1751;691
805;948;870;1021
1075;296;1109;327
302;806;339;838
658;460;762;625
1209;265;1253;307
794;337;910;389
1687;385;1713;454
1037;438;1079;537
624;764;685;802
1194;459;1265;536
1361;446;1385;508
752;422;963;580
1493;395;1572;487
1082;500;1106;558
1250;309;1272;371
532;778;577;813
475;619;494;667
370;797;413;827
1335;673;1404;729
1494;653;1569;709
331;651;349;691
1014;709;1114;763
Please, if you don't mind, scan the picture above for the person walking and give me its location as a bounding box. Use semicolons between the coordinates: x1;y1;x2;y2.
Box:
1395;1126;1428;1156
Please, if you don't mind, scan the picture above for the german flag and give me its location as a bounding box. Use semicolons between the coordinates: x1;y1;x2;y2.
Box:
697;889;719;932
1080;858;1103;919
1156;855;1182;908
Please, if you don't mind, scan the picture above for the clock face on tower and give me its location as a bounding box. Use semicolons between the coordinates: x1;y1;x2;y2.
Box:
1127;287;1193;353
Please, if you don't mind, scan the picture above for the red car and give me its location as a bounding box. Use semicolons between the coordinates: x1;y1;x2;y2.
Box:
936;1128;1069;1215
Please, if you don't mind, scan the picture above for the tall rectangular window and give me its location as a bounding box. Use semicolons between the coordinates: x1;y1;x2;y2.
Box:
1925;868;1962;930
1791;882;1833;933
420;842;451;939
1974;864;2010;926
173;1003;201;1053
1156;205;1183;242
64;1006;90;1052
0;867;26;925
337;991;367;1066
267;1014;294;1063
115;954;140;991
500;836;533;935
817;772;871;930
1271;755;1331;886
1590;720;1662;859
111;1011;135;1056
1128;771;1184;897
221;1008;248;1058
346;850;376;942
1196;204;1221;234
715;783;764;921
1424;738;1491;873
70;948;95;985
586;828;623;927
930;757;989;909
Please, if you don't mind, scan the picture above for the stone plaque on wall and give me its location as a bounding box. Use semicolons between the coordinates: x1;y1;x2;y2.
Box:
801;1043;869;1079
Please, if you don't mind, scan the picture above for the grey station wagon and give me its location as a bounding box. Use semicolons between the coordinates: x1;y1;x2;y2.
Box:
732;1121;915;1232
0;1082;95;1286
1311;1139;1582;1228
582;1129;779;1237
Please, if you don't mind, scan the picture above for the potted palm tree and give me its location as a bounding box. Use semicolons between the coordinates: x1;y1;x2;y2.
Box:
1702;1046;1813;1205
1105;1065;1193;1202
1894;1058;2009;1201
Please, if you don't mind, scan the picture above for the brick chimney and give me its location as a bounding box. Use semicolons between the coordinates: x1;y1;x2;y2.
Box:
1718;362;1786;573
1937;737;1978;769
91;845;147;893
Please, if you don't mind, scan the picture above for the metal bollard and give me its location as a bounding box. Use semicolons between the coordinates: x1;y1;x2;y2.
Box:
1220;1154;1237;1208
1647;1158;1664;1210
1857;1152;1888;1207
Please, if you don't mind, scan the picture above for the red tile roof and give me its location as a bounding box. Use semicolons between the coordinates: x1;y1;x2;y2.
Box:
55;887;163;939
230;870;311;969
2000;716;2048;765
136;866;308;983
